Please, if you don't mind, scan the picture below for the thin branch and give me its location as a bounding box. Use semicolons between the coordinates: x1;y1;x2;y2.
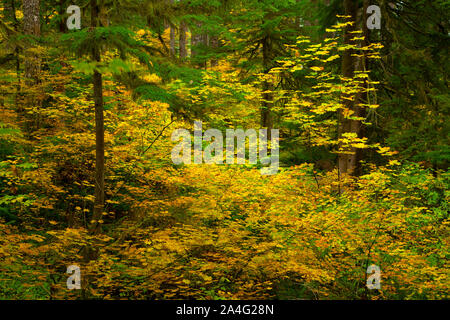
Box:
141;119;175;156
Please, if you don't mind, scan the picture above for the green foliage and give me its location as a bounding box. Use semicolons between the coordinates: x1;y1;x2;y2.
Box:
0;0;448;301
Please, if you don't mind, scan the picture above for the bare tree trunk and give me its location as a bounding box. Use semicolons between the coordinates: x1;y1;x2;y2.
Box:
3;0;21;110
168;0;175;56
178;0;187;59
261;36;273;139
90;0;105;235
170;27;176;56
58;0;66;32
191;26;200;57
338;0;358;175
191;22;206;69
23;0;40;84
354;0;370;177
22;0;41;131
179;21;187;59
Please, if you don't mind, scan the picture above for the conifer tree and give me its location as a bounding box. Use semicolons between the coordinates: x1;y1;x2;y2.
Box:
61;0;155;233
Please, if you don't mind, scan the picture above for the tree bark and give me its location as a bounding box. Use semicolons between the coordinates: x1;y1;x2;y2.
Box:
261;36;274;139
22;0;41;131
170;27;176;56
354;0;370;177
58;0;66;32
338;0;358;175
191;22;206;69
179;21;187;59
23;0;40;84
168;0;175;56
3;0;21;110
90;0;105;234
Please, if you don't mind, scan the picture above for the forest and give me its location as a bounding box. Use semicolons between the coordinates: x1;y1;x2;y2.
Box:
0;0;448;300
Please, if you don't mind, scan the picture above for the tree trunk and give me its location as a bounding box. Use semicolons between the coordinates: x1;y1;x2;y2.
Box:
179;21;187;59
170;27;176;56
23;0;40;84
3;0;21;110
178;0;187;59
90;0;105;235
338;0;358;175
168;0;175;56
58;0;66;32
191;22;206;69
22;0;41;131
261;36;274;139
354;0;370;177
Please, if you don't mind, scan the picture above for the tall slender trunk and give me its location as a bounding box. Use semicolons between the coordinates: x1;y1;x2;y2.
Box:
22;0;41;131
170;27;176;56
90;0;105;235
3;0;21;109
58;0;66;32
261;36;273;139
355;0;370;177
179;21;187;59
338;0;358;175
23;0;40;84
168;0;175;56
191;22;206;69
178;0;187;59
